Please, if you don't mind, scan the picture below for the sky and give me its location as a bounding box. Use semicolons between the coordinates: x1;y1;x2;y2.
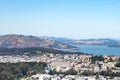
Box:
0;0;120;39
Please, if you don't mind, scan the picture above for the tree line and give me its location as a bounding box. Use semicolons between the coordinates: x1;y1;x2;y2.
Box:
0;62;47;80
0;47;86;55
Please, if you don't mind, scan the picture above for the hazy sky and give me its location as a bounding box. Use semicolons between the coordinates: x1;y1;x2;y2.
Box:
0;0;120;39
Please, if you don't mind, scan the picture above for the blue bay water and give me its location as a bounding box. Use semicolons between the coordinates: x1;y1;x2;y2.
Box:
64;45;120;56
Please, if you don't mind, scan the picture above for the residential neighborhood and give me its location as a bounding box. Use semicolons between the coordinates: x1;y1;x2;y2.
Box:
1;53;120;80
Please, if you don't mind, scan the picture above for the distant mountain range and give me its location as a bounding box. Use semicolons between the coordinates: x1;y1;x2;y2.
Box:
0;34;119;49
73;38;120;47
40;37;120;48
0;34;77;49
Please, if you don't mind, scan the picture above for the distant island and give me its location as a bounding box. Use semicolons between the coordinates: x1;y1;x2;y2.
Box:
73;38;120;48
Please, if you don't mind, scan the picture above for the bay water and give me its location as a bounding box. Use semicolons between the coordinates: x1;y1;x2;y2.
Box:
64;45;120;56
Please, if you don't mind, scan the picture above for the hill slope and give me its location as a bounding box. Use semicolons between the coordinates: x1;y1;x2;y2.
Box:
40;36;74;44
0;34;76;49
